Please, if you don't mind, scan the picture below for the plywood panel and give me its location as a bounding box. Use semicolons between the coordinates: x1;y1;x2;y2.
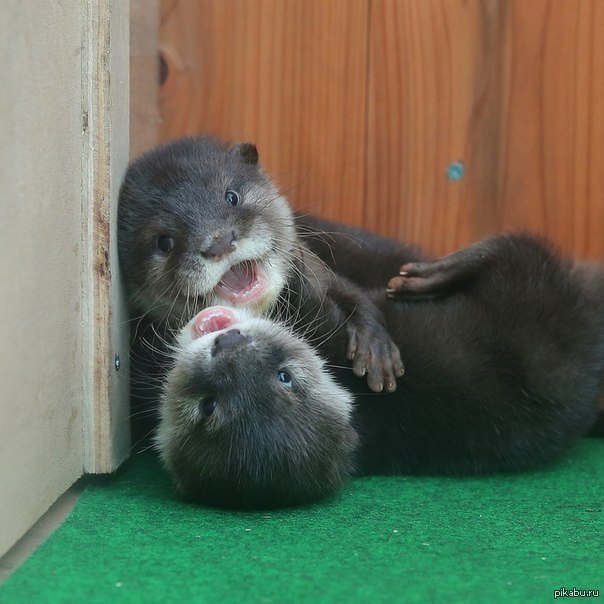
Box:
0;0;130;558
0;2;86;557
160;0;369;223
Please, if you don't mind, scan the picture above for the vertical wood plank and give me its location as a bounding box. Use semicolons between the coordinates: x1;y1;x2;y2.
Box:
0;1;87;558
160;0;369;223
81;0;131;473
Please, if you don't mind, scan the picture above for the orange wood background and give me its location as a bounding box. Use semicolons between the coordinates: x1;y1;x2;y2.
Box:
157;0;604;259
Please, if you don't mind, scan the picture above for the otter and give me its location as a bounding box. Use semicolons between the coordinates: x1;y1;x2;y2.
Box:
157;234;604;509
118;136;405;442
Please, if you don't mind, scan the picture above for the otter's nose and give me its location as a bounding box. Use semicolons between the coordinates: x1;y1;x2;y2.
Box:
202;231;237;260
211;329;248;356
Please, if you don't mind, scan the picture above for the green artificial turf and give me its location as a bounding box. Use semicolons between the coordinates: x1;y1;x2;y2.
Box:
2;440;603;604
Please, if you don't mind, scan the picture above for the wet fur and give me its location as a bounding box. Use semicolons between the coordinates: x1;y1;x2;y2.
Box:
159;230;604;508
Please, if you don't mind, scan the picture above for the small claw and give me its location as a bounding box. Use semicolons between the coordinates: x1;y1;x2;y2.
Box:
387;276;405;290
385;380;397;393
353;365;367;378
400;262;424;276
346;327;359;360
390;345;405;377
368;380;384;393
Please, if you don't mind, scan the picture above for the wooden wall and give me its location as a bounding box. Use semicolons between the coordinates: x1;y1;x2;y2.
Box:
158;0;603;259
131;0;160;159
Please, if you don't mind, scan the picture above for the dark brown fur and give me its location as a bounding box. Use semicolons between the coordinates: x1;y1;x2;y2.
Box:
158;231;604;508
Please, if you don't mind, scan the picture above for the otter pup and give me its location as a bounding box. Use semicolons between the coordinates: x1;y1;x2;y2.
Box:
118;136;404;441
157;234;604;509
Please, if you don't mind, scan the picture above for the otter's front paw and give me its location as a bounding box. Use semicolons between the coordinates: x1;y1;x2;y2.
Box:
346;323;404;393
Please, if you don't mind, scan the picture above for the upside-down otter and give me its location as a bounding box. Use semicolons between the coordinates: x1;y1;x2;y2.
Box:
157;233;604;508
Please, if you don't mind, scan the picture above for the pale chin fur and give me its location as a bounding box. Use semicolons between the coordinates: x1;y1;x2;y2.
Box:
197;190;296;302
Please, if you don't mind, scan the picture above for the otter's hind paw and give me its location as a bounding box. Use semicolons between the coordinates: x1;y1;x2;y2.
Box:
387;240;496;299
386;261;453;299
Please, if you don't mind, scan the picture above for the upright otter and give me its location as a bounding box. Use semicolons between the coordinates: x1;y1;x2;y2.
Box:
157;234;604;509
118;136;405;441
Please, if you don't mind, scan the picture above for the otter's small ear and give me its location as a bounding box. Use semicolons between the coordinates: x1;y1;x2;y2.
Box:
231;142;259;165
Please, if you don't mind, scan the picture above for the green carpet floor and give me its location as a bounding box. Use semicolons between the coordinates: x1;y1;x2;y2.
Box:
2;440;603;604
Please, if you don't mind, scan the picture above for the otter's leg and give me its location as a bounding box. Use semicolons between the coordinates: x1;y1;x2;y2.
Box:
282;252;404;393
295;213;425;289
328;274;405;393
386;237;502;299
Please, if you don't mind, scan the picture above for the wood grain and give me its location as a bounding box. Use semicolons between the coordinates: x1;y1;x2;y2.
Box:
500;0;604;259
160;0;370;223
0;0;86;559
159;0;604;259
130;0;161;158
366;0;507;254
367;0;604;257
82;0;131;472
0;0;130;558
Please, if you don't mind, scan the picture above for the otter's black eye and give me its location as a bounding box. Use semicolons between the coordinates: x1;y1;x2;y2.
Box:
200;399;217;417
225;189;241;206
156;235;174;253
277;370;293;389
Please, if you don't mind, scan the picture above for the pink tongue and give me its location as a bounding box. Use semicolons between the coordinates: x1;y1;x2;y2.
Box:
214;260;269;306
192;306;238;339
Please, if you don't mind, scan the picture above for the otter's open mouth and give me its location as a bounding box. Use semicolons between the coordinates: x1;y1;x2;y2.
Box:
192;306;238;338
214;259;269;306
